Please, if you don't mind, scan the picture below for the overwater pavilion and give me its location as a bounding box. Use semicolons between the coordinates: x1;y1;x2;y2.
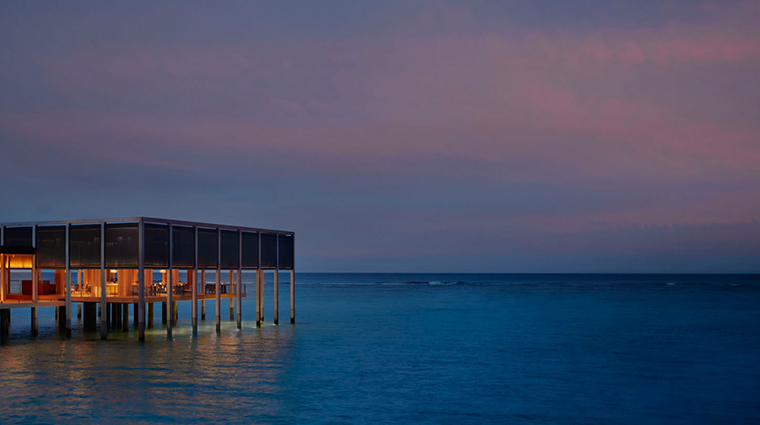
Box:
0;217;295;340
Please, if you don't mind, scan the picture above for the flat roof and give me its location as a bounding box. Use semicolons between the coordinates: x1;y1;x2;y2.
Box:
0;217;294;235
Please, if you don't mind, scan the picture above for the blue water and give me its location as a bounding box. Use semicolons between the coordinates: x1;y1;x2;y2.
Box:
1;273;759;424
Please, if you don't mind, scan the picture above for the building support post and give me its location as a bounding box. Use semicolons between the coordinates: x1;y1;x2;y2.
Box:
290;269;295;324
31;225;38;336
274;234;279;325
201;270;206;320
215;228;221;333
110;303;121;329
236;230;242;330
256;268;261;327
291;233;295;324
167;224;173;338
77;270;82;319
0;309;9;337
229;269;234;321
257;232;262;327
148;303;154;328
138;219;146;341
100;222;107;340
192;226;198;333
0;254;5;303
65;224;71;337
83;302;96;331
122;303;129;331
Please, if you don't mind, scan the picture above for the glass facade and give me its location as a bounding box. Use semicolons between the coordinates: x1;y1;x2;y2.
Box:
260;233;277;268
172;226;195;269
105;223;138;268
144;223;169;268
241;232;259;269
197;228;218;269
36;226;66;268
4;226;33;247
220;230;239;269
70;225;101;269
279;235;294;269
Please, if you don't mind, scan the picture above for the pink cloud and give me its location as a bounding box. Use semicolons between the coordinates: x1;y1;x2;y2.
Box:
7;1;759;234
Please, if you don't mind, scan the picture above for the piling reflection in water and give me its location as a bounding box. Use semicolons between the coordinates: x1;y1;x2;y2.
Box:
0;313;295;422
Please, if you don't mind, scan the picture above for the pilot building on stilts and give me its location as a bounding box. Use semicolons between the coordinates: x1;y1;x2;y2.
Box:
0;217;295;340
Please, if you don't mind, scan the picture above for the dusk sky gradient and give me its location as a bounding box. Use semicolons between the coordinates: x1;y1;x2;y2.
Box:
1;1;759;272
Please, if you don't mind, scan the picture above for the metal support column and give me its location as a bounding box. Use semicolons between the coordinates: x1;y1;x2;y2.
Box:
65;224;71;337
201;269;206;320
215;228;221;333
138;218;146;341
192;226;198;333
290;269;295;324
1;228;5;304
291;233;295;324
0;254;5;303
229;269;234;320
100;222;107;340
32;225;38;337
257;233;262;327
167;224;173;338
236;230;242;329
274;234;279;325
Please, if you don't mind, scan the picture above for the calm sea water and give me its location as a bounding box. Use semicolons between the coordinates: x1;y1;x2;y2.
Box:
1;273;759;424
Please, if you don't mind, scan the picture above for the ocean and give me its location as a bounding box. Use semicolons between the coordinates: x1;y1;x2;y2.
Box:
1;273;759;424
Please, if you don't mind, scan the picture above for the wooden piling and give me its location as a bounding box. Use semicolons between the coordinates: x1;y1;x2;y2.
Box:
58;306;66;331
148;303;154;328
1;310;10;337
122;304;129;332
112;303;120;328
83;302;97;331
31;308;38;336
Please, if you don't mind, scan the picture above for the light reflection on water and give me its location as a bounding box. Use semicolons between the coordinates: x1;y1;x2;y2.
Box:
2;274;760;424
1;295;295;423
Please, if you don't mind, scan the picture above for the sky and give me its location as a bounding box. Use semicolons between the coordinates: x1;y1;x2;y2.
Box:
1;1;759;273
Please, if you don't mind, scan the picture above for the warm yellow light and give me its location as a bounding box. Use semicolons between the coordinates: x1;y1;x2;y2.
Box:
109;269;118;273
160;270;167;273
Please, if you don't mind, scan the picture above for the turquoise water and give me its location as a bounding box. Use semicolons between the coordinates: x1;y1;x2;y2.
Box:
1;273;759;424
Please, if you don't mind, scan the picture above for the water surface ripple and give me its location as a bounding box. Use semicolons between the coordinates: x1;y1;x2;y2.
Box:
1;273;759;424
